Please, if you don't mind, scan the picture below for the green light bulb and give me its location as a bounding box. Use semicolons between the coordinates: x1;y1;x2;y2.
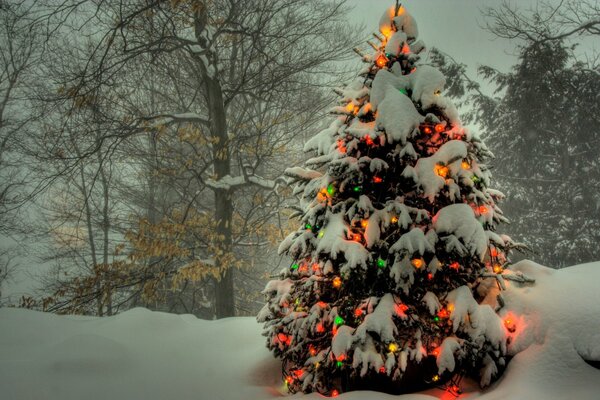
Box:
334;316;344;326
291;263;299;270
377;258;386;268
327;184;335;196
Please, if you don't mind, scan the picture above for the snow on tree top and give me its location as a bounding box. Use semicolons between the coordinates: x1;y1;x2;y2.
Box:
379;6;418;41
433;204;488;260
385;30;408;57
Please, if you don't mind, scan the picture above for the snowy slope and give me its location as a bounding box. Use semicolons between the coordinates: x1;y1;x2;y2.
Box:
1;260;599;400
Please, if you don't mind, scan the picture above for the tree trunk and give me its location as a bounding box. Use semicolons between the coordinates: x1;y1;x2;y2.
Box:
195;3;235;318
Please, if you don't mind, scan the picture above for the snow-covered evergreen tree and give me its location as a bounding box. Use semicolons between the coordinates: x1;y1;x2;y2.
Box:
259;4;519;396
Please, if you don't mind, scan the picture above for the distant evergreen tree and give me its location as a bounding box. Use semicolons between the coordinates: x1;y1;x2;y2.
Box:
476;41;600;268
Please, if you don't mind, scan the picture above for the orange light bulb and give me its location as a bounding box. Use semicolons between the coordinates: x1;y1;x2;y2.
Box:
332;277;342;288
435;164;449;178
411;258;424;268
376;54;388;68
435;123;445;133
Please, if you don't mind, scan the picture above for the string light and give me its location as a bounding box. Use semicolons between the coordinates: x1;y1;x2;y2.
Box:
331;389;339;397
354;308;363;317
365;136;374;146
435;123;445;133
377;258;386;268
422;125;433;134
291;263;299;270
449;262;460;271
395;303;409;315
411;258;424;268
334;316;345;326
376;54;388;68
373;176;383;183
493;264;503;274
327;184;335;196
361;220;368;228
305;223;312;230
353;186;362;192
435;164;449;178
479;205;488;214
461;160;471;169
432;374;440;382
391;216;398;223
332;277;342;288
388;343;399;352
345;102;354;113
490;248;499;257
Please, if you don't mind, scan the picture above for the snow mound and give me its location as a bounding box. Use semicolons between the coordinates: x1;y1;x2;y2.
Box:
1;261;600;400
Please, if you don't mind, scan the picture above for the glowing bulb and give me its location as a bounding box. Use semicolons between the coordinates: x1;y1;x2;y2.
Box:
285;376;294;384
353;186;362;192
493;264;503;274
291;263;299;270
334;316;344;326
376;54;388;68
391;216;398;224
327;184;335;196
305;223;312;230
316;323;325;333
479;205;489;214
490;248;499;257
449;262;460;271
332;277;342;288
331;389;339;397
423;126;433;134
354;308;363;317
432;374;440;382
373;176;383;183
434;164;449;178
352;233;362;242
365;136;374;146
361;220;368;228
461;160;471;169
380;26;392;39
388;343;398;352
377;258;386;268
411;258;424;268
379;366;386;373
345;102;354;112
435;123;445;133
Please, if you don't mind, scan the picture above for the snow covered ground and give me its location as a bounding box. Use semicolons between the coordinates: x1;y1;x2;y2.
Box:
1;260;599;400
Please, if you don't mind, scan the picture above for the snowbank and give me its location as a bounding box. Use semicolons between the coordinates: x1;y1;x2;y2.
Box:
1;260;599;400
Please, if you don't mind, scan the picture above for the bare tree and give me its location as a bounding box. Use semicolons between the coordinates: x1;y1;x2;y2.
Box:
23;0;358;317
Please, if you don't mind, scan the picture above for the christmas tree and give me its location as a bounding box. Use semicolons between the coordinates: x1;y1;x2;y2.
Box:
259;3;520;396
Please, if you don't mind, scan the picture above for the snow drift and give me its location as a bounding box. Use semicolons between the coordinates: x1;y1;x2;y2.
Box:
1;260;599;400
